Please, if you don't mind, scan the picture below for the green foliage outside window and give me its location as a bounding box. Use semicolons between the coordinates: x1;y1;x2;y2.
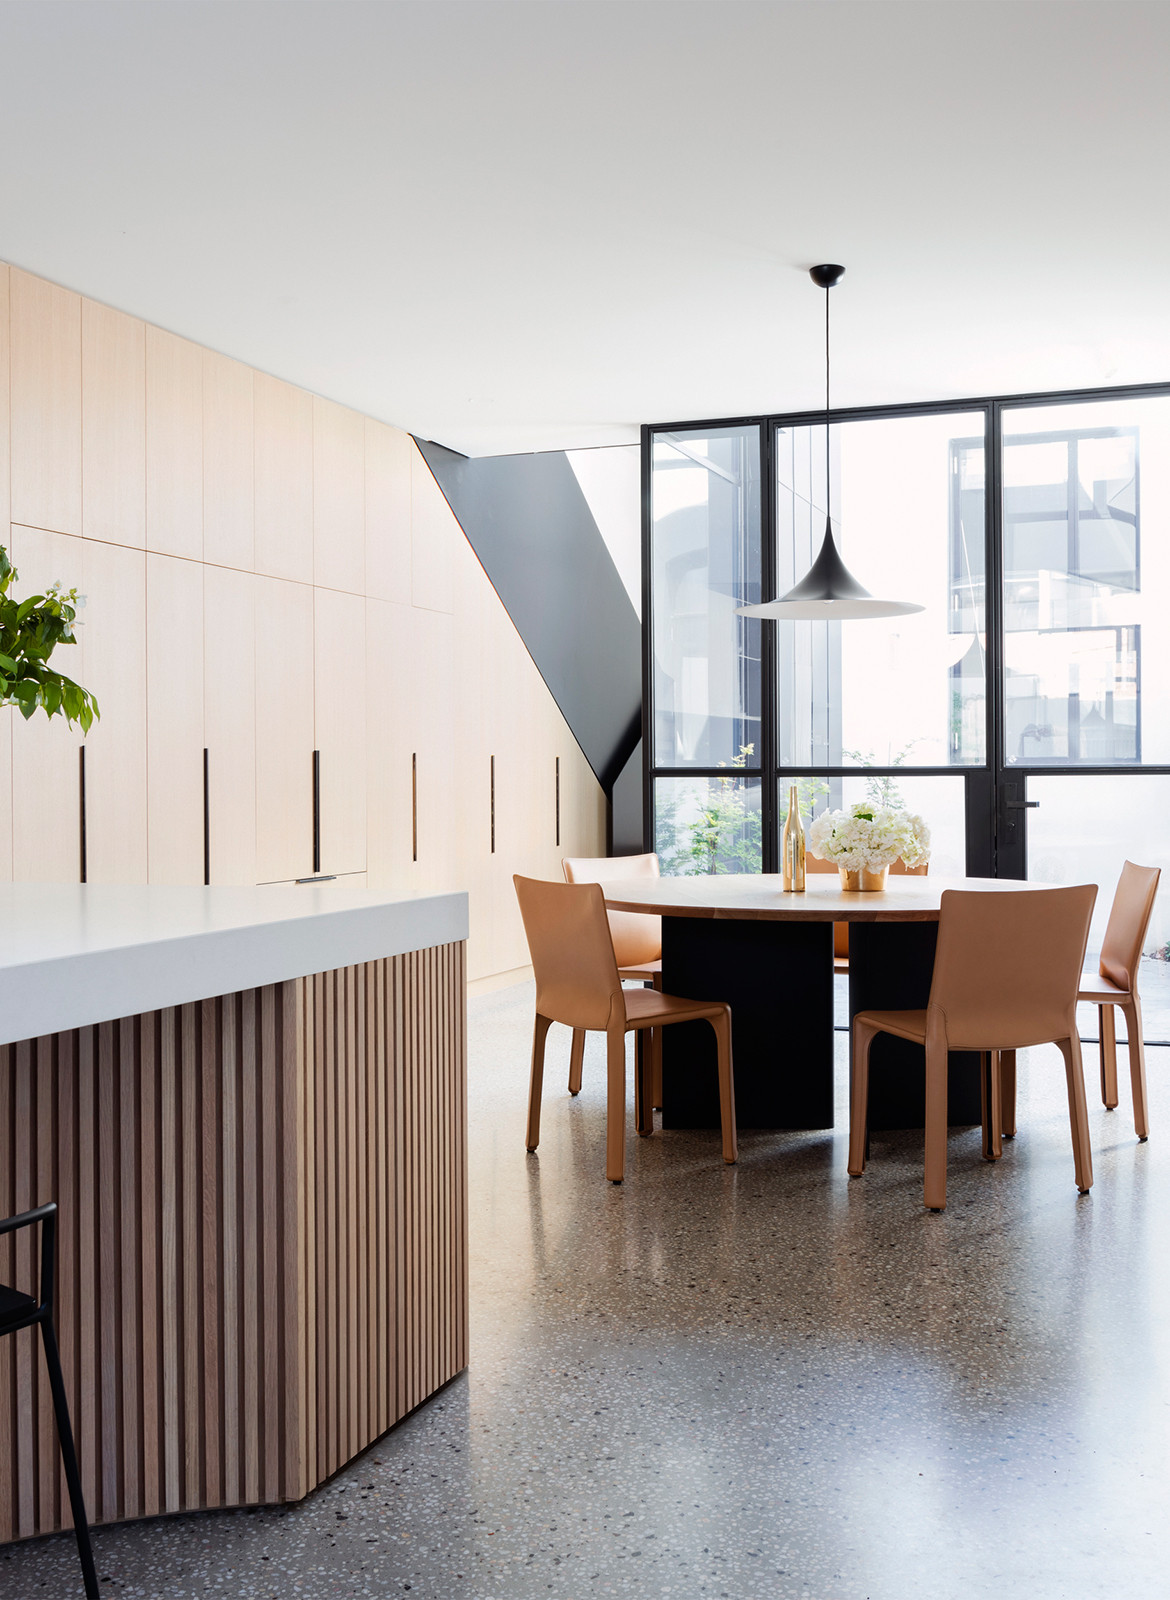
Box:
657;746;763;875
840;741;920;809
0;547;100;733
656;741;929;877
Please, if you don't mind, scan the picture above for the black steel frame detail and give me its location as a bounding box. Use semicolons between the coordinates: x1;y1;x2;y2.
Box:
642;379;1170;879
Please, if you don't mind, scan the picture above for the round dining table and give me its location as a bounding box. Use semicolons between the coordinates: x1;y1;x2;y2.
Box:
598;873;1043;1132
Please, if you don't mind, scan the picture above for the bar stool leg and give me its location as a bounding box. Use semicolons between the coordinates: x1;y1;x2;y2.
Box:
40;1315;100;1599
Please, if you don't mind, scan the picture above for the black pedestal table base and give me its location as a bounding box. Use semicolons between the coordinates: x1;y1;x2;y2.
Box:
660;915;835;1130
657;909;981;1134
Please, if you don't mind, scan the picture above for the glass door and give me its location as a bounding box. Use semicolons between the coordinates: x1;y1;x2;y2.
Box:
774;407;991;877
998;393;1170;1039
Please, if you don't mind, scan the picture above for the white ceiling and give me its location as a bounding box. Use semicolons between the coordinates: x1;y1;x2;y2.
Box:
1;1;1168;457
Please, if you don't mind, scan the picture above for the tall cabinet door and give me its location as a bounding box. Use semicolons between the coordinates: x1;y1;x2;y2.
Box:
146;555;204;882
255;576;314;883
81;299;146;549
146;327;202;560
202;351;254;571
313;397;364;595
83;540;148;882
314;588;366;876
9;269;81;537
254;374;313;582
365;598;411;893
204;566;257;884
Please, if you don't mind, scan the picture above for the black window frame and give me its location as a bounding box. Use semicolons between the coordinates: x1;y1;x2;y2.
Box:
641;380;1170;880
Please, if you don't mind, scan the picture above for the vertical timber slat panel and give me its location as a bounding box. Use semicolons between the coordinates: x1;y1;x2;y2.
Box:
0;945;465;1540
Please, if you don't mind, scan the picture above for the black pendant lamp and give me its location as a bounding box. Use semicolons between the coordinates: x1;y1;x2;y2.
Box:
738;264;924;621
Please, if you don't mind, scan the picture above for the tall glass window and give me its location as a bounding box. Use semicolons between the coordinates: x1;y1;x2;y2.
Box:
651;426;762;768
647;384;1170;892
656;775;763;877
777;412;986;769
1001;396;1170;766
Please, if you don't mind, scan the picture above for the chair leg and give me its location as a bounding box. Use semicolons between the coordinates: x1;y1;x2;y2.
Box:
1099;1004;1119;1109
41;1316;100;1599
980;1051;1003;1161
1058;1033;1094;1193
1000;1049;1017;1139
568;1028;586;1096
526;1014;553;1152
606;1023;627;1183
707;1009;737;1165
634;1030;653;1137
650;1026;663;1111
923;1038;949;1211
848;1020;878;1176
647;977;664;1109
1123;995;1149;1141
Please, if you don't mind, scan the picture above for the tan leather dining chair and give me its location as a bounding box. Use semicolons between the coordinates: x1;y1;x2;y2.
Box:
562;852;662;1097
514;874;736;1183
849;883;1097;1211
807;854;928;973
1076;860;1160;1140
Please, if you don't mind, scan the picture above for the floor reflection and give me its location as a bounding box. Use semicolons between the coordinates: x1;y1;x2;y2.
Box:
6;978;1170;1599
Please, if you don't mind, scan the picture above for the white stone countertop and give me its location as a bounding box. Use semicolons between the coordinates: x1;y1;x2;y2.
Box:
0;883;469;1046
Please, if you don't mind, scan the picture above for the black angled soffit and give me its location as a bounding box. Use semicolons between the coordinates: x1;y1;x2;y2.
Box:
415;439;641;796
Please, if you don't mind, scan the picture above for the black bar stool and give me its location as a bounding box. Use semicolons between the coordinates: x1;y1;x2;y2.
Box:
1;1202;99;1597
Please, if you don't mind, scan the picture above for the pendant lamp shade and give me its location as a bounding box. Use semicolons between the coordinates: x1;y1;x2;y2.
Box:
740;514;924;620
737;264;924;622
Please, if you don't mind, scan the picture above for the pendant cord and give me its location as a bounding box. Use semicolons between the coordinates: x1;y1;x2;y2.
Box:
824;282;832;534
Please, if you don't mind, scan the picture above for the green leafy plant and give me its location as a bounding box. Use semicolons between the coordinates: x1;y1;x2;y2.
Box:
841;740;921;810
656;745;763;876
793;774;829;821
0;546;99;732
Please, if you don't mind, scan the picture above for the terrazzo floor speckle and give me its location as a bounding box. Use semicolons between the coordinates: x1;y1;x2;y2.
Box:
4;979;1170;1599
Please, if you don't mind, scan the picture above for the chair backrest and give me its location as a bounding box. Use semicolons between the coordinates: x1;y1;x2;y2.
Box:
1099;860;1161;992
929;884;1097;1050
891;858;929;877
514;875;624;1031
561;852;662;969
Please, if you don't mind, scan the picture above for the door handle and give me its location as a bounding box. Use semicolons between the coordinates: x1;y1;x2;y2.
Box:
1005;799;1039;809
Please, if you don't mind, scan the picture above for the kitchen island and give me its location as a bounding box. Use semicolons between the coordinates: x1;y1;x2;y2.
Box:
0;883;468;1543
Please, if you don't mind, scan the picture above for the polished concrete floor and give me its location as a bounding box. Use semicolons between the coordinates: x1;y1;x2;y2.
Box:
5;981;1170;1599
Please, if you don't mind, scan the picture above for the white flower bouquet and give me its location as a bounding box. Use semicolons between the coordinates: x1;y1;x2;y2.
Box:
808;803;931;873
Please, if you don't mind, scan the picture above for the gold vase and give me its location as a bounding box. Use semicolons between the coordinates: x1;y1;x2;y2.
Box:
838;866;888;892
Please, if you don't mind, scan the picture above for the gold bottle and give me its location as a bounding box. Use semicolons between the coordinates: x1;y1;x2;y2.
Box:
782;784;806;891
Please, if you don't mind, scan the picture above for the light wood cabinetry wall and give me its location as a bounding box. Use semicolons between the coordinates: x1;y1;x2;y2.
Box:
0;262;606;980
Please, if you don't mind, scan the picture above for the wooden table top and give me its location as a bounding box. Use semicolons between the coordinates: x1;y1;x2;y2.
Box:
599;873;1050;923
